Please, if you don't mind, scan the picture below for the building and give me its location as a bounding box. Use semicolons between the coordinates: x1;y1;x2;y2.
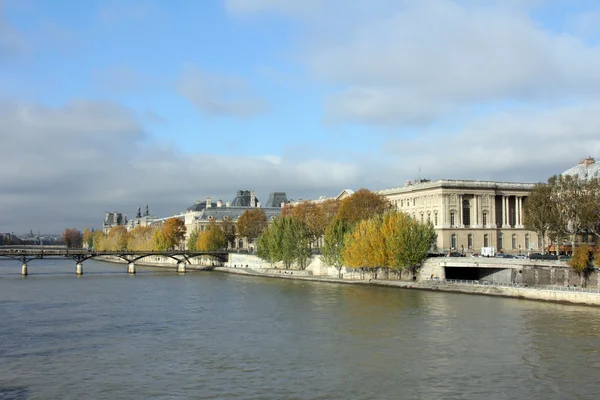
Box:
103;212;126;234
377;179;538;255
183;190;287;250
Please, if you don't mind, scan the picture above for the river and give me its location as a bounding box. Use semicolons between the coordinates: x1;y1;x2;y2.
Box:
1;259;599;399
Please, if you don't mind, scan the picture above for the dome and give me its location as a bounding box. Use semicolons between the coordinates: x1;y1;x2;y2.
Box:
561;157;597;181
186;200;215;212
230;190;259;207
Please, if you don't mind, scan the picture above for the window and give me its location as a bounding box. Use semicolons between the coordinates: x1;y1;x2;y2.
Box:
434;212;438;226
451;233;457;249
482;212;488;226
450;211;456;226
420;213;424;223
462;199;470;226
484;234;489;247
468;234;473;249
427;212;431;223
498;233;503;250
512;234;517;249
525;234;530;250
413;198;416;206
401;200;404;207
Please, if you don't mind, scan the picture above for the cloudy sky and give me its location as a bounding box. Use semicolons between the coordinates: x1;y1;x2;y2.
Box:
1;0;600;234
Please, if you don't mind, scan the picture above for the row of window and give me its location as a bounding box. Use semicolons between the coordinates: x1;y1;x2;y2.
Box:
450;233;531;250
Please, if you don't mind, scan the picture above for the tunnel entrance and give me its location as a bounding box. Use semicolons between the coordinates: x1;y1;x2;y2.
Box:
445;267;513;283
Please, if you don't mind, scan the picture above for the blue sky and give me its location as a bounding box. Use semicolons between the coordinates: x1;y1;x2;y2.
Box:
1;0;600;233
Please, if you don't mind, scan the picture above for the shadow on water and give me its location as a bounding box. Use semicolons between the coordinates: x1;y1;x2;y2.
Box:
0;387;29;400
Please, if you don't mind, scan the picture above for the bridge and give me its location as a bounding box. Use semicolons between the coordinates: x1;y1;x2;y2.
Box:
0;247;229;275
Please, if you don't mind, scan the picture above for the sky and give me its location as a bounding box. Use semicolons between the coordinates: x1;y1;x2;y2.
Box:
1;0;600;234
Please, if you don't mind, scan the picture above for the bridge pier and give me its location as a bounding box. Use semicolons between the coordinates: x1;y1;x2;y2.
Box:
21;263;28;276
128;262;136;274
177;262;186;273
76;263;83;275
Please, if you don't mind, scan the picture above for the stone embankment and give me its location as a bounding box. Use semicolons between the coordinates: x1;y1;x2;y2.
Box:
219;254;600;307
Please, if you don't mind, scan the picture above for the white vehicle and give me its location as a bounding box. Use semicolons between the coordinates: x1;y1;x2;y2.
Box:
481;247;495;257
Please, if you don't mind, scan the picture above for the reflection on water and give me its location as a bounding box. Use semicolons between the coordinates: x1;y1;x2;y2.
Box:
1;259;600;399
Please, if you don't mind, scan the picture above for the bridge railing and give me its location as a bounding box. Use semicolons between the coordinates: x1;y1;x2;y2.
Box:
441;279;600;294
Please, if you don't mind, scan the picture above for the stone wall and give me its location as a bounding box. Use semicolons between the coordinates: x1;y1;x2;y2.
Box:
522;264;598;287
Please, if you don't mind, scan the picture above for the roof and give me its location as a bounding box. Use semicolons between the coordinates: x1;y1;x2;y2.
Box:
193;207;283;222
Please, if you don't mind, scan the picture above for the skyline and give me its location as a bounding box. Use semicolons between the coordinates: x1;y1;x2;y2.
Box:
1;0;600;233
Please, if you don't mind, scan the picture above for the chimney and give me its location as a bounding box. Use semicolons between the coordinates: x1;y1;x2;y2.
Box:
257;201;261;208
226;201;230;207
217;199;223;208
250;191;255;208
206;197;212;208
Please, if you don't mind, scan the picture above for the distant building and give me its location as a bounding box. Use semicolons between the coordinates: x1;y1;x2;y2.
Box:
377;179;538;254
183;190;287;250
103;212;126;234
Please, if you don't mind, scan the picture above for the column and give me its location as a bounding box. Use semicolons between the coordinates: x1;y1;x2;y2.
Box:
474;195;480;227
516;196;524;228
76;263;83;275
128;262;136;274
458;194;464;228
500;196;505;228
177;262;186;273
491;195;496;228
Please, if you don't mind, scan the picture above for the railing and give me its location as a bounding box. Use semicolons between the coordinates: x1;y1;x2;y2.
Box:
441;279;600;293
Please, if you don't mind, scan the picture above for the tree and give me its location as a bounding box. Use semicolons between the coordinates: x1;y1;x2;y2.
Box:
335;189;391;226
391;216;436;275
187;228;199;251
342;218;384;270
256;223;282;266
82;227;93;249
321;218;350;277
523;183;558;254
62;228;82;248
152;228;169;251
162;218;186;250
196;221;226;251
92;230;106;250
580;178;600;240
127;226;154;251
237;209;268;244
221;219;237;249
107;225;128;251
568;244;591;287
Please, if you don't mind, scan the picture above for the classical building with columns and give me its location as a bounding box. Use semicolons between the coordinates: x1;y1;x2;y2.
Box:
376;179;538;255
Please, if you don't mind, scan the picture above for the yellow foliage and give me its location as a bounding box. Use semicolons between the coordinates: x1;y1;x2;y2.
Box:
568;244;590;274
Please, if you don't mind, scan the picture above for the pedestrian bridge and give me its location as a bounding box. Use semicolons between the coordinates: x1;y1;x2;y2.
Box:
0;247;229;275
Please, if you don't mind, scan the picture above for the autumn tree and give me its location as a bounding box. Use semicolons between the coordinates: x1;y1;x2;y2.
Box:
391;215;436;275
342;217;386;270
62;228;82;248
237;209;268;244
82;227;93;249
568;244;591;287
152;228;169;251
127;226;154;251
579;178;600;240
221;219;237;249
197;221;226;251
321;218;350;277
92;230;106;250
162;218;186;250
523;183;558;254
335;189;391;226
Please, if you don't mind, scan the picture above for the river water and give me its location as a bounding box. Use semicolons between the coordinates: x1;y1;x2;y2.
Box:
1;259;600;400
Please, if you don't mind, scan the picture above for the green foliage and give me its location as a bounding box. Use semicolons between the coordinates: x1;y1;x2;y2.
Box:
321;219;350;276
187;228;199;251
256;216;312;269
392;217;437;274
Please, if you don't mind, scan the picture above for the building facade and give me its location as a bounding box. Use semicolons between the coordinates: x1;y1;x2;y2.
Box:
377;179;538;255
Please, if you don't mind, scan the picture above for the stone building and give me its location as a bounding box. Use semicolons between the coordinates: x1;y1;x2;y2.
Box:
183;190;287;250
376;179;538;255
103;212;126;234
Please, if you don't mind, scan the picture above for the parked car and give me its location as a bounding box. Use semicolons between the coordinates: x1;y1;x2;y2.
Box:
446;252;466;257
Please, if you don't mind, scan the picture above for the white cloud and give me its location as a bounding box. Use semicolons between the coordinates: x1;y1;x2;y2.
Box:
226;0;600;126
177;66;269;118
